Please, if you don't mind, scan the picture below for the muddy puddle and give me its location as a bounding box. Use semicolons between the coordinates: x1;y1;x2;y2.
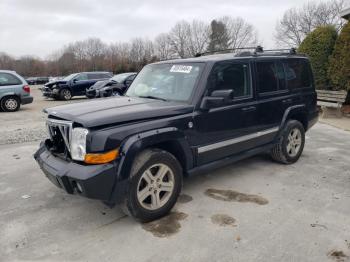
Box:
211;214;236;227
142;212;188;238
328;250;348;261
205;188;268;205
177;194;193;204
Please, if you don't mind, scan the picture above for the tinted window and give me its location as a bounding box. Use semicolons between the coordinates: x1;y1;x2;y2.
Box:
0;73;22;86
87;73;99;80
209;63;251;98
257;61;285;93
284;59;312;89
75;73;88;81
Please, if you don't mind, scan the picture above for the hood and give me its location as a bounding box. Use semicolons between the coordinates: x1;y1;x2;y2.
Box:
45;80;67;87
45;96;193;128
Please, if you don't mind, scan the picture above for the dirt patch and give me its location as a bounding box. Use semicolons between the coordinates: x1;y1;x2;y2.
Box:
142;212;188;238
211;214;236;227
177;194;193;204
204;188;268;205
328;250;349;261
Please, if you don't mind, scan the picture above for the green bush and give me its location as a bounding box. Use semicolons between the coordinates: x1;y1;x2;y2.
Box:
298;26;337;90
328;22;350;91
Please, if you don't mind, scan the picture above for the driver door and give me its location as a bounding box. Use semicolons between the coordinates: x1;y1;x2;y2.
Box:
72;73;89;95
191;61;260;165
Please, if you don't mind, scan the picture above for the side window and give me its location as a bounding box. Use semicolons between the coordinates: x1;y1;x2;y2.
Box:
209;63;251;98
75;73;88;81
284;59;312;89
87;73;99;80
0;73;22;86
257;61;285;94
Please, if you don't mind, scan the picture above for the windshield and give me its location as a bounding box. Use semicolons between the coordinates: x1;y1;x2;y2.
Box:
111;73;134;83
62;73;79;81
126;63;204;102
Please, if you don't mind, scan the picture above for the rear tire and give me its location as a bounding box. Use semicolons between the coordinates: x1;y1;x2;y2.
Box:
271;120;305;164
120;149;183;222
1;96;20;112
60;89;72;100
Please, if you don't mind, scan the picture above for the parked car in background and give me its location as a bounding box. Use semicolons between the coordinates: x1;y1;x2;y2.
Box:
0;70;33;112
36;77;49;85
86;72;137;98
26;77;37;85
25;76;49;85
49;76;65;83
34;48;318;222
42;72;112;100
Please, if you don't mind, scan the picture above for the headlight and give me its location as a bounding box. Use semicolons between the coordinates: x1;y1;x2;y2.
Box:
70;128;89;161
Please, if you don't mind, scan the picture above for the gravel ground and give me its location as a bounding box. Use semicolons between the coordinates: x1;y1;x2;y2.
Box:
0;123;349;261
0;86;88;145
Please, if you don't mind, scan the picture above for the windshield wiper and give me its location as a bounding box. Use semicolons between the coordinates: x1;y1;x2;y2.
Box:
138;95;167;101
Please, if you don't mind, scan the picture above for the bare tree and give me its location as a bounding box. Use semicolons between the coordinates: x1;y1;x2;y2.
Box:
0;52;15;70
169;21;191;58
154;33;173;60
186;20;210;56
219;16;258;49
275;0;346;47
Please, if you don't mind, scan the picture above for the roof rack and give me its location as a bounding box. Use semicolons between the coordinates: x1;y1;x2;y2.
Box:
195;46;300;58
195;46;260;57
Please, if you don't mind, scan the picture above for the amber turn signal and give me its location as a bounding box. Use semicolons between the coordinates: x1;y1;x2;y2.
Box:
84;149;119;164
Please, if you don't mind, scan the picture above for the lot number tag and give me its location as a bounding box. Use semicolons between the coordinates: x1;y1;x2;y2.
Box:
170;65;192;73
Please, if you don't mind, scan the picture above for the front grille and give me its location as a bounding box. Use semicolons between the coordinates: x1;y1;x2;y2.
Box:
46;118;73;154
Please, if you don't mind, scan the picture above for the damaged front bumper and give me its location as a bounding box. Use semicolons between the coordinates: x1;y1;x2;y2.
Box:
42;87;59;98
33;141;123;202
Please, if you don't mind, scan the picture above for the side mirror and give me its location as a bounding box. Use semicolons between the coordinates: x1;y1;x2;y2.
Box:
72;79;78;83
200;89;234;110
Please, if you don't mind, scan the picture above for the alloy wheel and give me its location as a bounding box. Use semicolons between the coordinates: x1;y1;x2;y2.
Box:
62;90;71;100
5;98;18;111
137;163;175;210
286;128;302;157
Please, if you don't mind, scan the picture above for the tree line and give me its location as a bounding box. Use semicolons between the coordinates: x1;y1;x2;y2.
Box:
0;16;257;77
0;0;346;79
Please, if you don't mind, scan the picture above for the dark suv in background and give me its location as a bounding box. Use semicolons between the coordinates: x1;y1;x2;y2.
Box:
42;72;112;100
86;72;137;98
35;47;318;222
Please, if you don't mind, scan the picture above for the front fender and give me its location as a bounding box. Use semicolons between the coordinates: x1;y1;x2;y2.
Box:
108;127;192;204
117;127;191;181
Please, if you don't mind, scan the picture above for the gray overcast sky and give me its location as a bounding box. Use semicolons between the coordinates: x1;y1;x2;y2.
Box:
0;0;330;58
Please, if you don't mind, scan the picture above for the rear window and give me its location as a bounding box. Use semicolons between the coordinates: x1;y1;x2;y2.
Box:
284;59;312;89
257;61;285;93
0;73;22;86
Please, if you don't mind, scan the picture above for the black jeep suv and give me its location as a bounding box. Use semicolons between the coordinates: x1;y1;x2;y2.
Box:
34;48;318;222
42;72;112;100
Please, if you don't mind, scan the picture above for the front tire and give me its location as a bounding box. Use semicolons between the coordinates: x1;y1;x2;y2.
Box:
60;89;72;100
121;149;183;222
1;96;20;112
271;120;305;164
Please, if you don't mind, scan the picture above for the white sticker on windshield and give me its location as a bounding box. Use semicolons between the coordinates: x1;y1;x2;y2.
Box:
170;65;193;73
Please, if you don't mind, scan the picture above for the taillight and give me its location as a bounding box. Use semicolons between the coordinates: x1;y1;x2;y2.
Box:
23;85;30;93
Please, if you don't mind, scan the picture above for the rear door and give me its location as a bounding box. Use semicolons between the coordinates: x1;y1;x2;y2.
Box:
255;59;292;136
0;72;23;98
